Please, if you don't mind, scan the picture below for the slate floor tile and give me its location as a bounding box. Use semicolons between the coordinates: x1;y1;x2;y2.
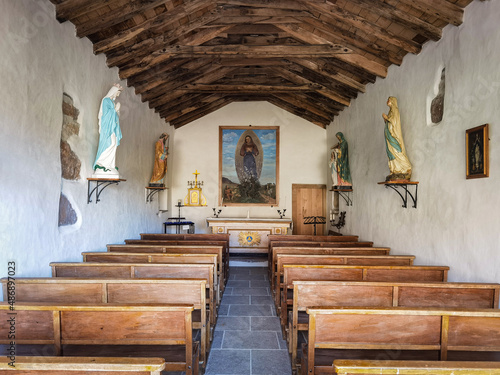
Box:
215;316;250;331
251;317;282;331
251;349;292;375
222;330;280;349
205;349;250;375
220;295;250;305
228;304;273;317
250;295;274;305
231;287;269;296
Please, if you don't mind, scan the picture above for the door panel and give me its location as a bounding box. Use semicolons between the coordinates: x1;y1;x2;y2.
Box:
292;184;326;235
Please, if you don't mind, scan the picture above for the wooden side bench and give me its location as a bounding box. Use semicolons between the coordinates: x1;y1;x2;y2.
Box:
333;359;500;374
270;246;391;283
106;244;226;291
273;253;415;301
82;251;219;302
0;356;166;374
290;280;500;371
129;238;229;274
0;303;198;375
49;262;217;324
1;277;211;366
303;307;500;375
280;264;450;335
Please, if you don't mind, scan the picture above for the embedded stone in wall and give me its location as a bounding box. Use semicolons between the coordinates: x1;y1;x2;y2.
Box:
58;193;77;227
430;68;445;124
60;94;81;180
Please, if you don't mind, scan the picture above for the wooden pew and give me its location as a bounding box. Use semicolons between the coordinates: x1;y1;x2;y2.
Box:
280;264;450;335
1;277;211;366
270;247;392;293
127;237;229;283
49;262;217;325
333;359;500;374
106;244;226;291
82;251;220;303
268;234;360;242
268;240;374;277
290;280;500;371
303;306;500;375
0;356;167;374
0;303;198;375
273;253;415;302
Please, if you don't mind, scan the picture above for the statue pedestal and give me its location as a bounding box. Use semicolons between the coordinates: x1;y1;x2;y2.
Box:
206;218;292;254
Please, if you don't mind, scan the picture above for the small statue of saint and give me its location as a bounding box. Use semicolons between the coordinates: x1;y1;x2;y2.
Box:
92;83;123;178
149;133;169;187
382;96;412;181
330;132;352;189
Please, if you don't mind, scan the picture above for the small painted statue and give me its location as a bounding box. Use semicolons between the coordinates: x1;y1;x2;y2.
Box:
382;96;412;181
93;83;123;178
149;133;169;187
330;132;352;189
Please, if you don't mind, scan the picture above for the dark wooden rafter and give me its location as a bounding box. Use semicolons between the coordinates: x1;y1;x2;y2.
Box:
49;0;474;127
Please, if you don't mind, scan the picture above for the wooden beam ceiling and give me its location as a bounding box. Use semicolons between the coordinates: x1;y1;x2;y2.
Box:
50;0;474;128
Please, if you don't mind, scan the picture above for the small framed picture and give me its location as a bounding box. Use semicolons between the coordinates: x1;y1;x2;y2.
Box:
466;124;489;179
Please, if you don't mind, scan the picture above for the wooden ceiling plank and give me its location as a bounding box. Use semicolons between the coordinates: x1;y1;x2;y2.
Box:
289;58;366;93
298;18;404;66
162;94;223;121
270;66;351;106
170;97;235;128
106;9;223;69
56;0;120;22
273;93;337;119
216;0;305;11
157;93;221;116
346;0;442;41
93;0;220;55
126;58;190;87
75;0;173;38
398;0;464;26
302;1;422;55
267;97;329;128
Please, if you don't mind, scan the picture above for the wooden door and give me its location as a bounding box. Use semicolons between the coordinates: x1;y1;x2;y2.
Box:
292;184;327;235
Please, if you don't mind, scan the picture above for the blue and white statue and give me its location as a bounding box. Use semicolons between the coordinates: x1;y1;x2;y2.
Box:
92;83;123;178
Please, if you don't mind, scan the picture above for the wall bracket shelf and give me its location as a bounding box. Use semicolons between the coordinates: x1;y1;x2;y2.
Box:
378;181;419;208
331;187;353;206
145;186;166;203
87;178;126;204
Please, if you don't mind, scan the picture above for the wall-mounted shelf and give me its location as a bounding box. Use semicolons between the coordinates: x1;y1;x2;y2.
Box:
87;178;126;204
331;187;353;206
378;181;419;208
145;186;166;203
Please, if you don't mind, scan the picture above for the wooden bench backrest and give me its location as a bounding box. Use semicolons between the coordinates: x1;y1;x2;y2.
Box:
140;233;229;242
270;247;391;281
306;307;500;375
273;254;415;300
106;245;225;285
1;277;209;364
268;235;359;242
0;356;167;374
0;303;194;374
290;280;500;370
49;262;216;324
333;360;500;374
270;241;373;249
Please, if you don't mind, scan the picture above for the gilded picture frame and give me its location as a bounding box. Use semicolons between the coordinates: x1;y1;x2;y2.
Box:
466;123;489;179
219;126;279;206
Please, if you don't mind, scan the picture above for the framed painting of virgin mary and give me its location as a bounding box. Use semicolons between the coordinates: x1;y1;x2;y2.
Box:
219;126;279;206
466;124;489;179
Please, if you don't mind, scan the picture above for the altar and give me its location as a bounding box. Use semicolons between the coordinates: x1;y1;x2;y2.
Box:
206;218;293;254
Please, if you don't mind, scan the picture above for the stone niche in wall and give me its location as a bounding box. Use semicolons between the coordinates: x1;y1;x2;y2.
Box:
430;68;445;125
58;93;81;228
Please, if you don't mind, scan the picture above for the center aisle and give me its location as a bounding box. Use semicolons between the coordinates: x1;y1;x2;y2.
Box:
204;266;292;375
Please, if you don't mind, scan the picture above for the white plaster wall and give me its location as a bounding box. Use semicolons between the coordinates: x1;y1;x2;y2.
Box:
171;102;327;233
0;0;171;279
327;0;500;283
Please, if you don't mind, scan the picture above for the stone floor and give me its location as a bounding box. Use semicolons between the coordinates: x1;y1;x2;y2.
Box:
204;266;292;375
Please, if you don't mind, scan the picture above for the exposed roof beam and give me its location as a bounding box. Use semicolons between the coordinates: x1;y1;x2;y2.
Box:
398;0;464;26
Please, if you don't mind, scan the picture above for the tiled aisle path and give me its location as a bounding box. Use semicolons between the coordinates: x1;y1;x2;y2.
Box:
204;266;293;375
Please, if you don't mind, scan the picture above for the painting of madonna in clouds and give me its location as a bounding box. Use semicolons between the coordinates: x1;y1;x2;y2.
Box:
219;126;279;206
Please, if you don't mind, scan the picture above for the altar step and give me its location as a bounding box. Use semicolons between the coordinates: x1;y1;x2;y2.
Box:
229;254;268;267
